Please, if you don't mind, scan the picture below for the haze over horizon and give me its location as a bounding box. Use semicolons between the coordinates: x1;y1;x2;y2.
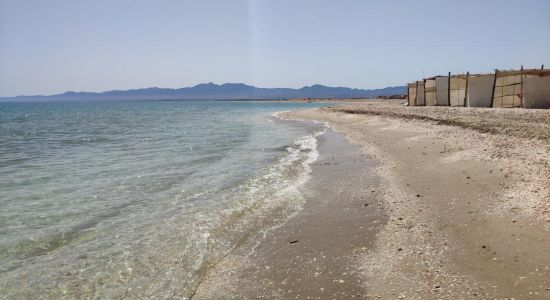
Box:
1;0;549;97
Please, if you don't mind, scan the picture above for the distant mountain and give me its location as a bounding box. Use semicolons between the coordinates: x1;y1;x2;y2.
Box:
0;83;406;102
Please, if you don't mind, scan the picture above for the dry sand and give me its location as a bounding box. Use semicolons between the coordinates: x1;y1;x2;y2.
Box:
193;101;549;299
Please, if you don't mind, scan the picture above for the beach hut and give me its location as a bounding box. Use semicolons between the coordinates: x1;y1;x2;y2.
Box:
523;70;550;108
424;78;437;106
415;80;425;106
408;83;417;106
466;74;494;107
492;68;550;108
435;76;450;106
449;75;467;107
407;66;549;109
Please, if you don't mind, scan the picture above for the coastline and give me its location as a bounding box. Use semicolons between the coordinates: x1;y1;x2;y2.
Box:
193;128;387;298
282;102;550;298
193;100;550;299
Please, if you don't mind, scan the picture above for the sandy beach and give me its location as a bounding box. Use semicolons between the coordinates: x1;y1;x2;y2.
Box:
193;129;388;298
194;100;550;299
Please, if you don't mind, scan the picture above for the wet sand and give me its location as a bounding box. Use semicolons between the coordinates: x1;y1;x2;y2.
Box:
193;129;387;298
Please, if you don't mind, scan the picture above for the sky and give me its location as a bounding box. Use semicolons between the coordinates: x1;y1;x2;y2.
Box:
1;0;549;97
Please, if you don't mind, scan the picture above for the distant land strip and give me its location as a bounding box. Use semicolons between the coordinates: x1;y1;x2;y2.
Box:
0;83;406;102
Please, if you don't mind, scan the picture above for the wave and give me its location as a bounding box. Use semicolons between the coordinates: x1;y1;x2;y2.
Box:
0;116;329;299
184;124;326;298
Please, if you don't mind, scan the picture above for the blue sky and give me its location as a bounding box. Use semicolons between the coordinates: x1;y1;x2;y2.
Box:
1;0;549;97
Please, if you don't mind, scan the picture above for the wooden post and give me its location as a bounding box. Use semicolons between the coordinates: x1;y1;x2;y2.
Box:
490;69;498;108
520;65;524;108
415;81;418;106
447;72;451;106
464;72;469;107
408;84;411;106
423;79;427;106
434;76;438;106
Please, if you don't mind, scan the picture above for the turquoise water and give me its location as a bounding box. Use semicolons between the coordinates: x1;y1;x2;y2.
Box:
0;100;329;298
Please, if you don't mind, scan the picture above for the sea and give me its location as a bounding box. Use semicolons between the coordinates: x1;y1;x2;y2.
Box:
0;100;331;298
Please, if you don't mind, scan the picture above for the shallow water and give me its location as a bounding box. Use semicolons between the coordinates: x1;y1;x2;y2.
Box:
0;100;329;298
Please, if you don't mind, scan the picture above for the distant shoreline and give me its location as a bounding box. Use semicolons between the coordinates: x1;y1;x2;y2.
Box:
0;83;406;102
0;97;400;104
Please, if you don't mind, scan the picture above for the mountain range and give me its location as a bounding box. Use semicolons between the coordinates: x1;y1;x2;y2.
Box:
1;83;406;102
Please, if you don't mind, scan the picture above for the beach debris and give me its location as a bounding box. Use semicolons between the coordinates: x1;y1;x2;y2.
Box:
290;240;299;244
364;203;369;207
416;194;421;197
